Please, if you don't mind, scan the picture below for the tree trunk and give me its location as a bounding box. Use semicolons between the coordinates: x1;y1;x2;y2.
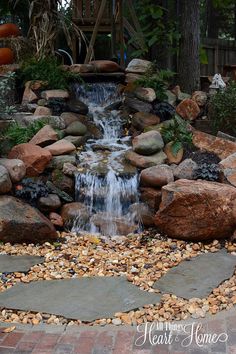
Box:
207;0;219;39
178;0;200;93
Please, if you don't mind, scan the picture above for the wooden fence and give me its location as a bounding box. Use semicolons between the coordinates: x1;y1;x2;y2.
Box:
201;38;236;76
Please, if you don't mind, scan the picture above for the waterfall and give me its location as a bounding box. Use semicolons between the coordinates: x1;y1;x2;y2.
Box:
72;82;140;236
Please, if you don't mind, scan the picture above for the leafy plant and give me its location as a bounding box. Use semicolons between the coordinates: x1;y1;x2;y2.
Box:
129;0;179;59
209;82;236;136
1;120;48;147
0;73;16;117
161;115;193;155
19;57;82;90
193;163;220;181
135;64;175;101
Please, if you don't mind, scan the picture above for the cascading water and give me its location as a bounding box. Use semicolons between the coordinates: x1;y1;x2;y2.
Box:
72;82;141;236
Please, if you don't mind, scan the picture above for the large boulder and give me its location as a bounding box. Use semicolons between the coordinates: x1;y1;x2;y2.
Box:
0;158;26;183
29;125;58;147
0;166;12;194
125;150;167;169
131;112;160;131
140;165;174;187
8;143;52;177
155;179;236;241
0;196;57;243
193;130;236;160
132;131;164;155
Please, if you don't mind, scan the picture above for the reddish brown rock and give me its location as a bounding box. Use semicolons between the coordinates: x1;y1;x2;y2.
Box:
193;130;236;160
0;196;57;243
49;212;63;227
155;179;236;241
176;99;200;121
33;106;52;116
135;87;156;102
90;212;137;235
22;84;38;104
219;152;236;187
8;143;52;177
140;187;162;210
132;112;160;131
45;139;76;156
61;202;89;227
29;125;58;147
129;202;155;227
90;60;122;73
164;142;184;164
140;165;174;187
192;91;207;107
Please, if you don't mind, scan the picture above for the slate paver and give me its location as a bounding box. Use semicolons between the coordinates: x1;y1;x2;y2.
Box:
153;250;236;299
0;255;44;273
0;276;161;321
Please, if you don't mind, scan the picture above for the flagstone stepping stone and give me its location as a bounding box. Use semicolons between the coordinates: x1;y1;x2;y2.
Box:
153;250;236;299
0;277;160;322
0;255;44;273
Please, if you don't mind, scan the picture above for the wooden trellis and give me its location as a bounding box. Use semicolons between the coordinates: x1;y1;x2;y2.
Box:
72;0;145;66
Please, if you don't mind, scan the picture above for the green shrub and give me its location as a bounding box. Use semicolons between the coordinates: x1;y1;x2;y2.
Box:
135;64;175;101
0;120;48;147
19;57;82;90
209;82;236;136
161;115;193;155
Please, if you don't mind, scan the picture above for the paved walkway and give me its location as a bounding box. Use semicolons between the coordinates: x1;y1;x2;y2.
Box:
0;307;235;353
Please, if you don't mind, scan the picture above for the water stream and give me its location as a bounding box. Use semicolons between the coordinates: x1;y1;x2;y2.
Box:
72;82;140;236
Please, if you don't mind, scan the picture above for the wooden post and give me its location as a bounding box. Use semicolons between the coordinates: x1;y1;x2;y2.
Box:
84;0;107;63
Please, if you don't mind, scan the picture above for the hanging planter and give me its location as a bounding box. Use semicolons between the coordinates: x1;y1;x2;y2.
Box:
0;23;21;38
0;48;14;65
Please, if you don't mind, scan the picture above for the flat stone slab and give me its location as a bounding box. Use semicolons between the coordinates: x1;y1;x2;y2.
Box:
0;277;161;321
0;255;44;273
153;250;236;299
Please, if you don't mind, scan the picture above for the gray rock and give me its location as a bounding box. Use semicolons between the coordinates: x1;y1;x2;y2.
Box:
153;250;236;299
51;169;74;197
132;131;164;155
126;59;152;74
38;194;62;212
0;196;57;243
63;163;78;177
65;121;87;136
67;99;88;115
0;158;26;183
23;115;66;130
174;158;198;180
124;96;152;113
47;155;76;170
0;276;161;321
125;150;167;169
46;181;73;202
64;135;86;147
0;166;12;194
0;255;44;273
